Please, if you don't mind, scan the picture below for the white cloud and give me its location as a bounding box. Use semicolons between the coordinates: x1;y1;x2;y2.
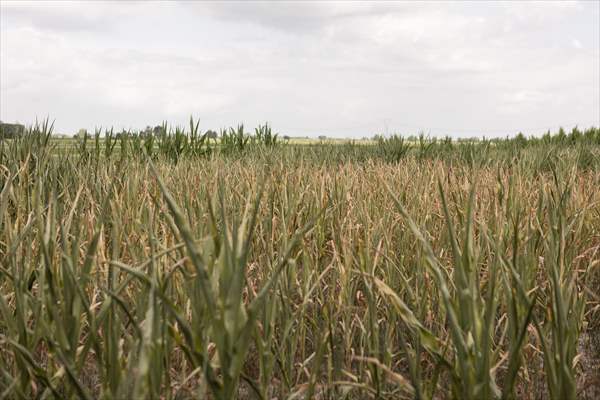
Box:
1;0;598;137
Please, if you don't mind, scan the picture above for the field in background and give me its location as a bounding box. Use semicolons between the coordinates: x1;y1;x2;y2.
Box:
1;121;599;399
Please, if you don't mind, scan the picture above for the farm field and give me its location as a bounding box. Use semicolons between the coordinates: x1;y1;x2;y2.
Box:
1;122;599;399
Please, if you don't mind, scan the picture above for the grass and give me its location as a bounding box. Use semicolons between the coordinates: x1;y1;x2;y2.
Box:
0;121;599;399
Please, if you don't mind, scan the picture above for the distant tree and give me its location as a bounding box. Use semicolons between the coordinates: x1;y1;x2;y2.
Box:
318;135;327;140
206;130;218;139
153;125;164;137
0;122;25;139
283;135;290;141
140;126;153;137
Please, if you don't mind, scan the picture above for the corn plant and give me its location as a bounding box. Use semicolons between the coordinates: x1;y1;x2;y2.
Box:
0;120;598;399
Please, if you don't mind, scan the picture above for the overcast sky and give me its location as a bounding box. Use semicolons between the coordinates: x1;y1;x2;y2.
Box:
1;1;599;137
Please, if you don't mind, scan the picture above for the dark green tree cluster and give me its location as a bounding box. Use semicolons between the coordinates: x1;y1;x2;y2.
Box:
0;122;25;139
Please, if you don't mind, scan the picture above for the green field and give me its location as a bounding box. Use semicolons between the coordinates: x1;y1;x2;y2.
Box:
1;122;599;399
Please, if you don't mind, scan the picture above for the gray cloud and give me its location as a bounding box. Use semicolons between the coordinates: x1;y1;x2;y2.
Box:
192;2;421;34
0;1;125;33
1;1;598;137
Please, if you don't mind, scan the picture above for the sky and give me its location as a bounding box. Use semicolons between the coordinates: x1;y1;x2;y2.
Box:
1;1;599;138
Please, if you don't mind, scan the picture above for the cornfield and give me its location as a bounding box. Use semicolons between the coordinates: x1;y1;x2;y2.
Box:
1;120;599;399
